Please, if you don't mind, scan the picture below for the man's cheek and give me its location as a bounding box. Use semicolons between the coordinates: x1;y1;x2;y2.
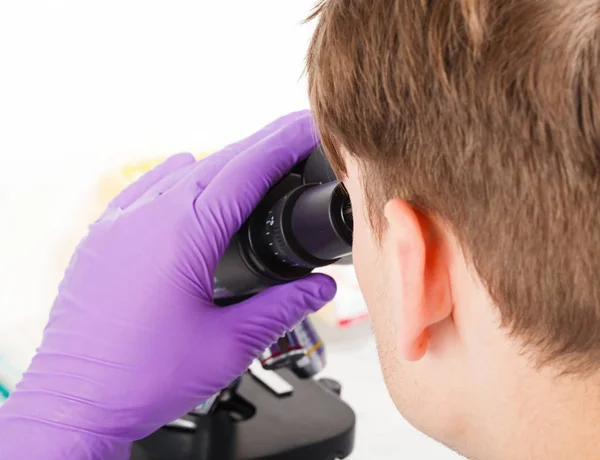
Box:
351;235;377;308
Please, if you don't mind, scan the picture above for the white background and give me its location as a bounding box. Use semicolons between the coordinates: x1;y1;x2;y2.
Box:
0;2;461;459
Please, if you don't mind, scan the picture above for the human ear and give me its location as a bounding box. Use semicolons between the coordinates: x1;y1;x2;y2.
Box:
384;199;453;361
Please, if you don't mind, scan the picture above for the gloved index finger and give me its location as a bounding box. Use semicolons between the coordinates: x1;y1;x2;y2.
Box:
109;153;195;210
192;112;320;267
185;110;312;191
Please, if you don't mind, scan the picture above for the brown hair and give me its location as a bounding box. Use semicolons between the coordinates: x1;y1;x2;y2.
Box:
306;0;600;372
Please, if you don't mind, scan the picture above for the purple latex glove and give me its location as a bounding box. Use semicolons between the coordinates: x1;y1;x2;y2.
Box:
0;111;336;460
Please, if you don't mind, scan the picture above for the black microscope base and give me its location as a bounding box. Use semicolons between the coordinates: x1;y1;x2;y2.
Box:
130;369;355;460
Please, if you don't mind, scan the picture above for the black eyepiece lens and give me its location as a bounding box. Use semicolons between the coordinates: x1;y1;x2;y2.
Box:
340;195;353;234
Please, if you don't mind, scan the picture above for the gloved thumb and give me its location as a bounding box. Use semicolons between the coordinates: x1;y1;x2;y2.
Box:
232;273;337;347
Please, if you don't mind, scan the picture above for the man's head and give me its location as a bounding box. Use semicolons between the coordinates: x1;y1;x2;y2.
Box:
307;1;600;457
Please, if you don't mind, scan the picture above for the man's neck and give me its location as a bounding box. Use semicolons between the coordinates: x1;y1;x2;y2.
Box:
475;365;600;460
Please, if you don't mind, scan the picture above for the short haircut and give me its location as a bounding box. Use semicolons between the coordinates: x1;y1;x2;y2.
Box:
306;0;600;372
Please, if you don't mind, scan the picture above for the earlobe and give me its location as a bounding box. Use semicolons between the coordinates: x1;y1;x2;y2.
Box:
384;199;453;362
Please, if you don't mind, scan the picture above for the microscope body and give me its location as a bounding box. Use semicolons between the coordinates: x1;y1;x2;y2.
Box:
130;145;356;460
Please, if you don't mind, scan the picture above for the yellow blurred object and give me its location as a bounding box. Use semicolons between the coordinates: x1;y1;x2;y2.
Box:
96;153;211;211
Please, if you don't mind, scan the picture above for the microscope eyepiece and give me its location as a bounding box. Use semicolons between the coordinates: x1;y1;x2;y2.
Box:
254;181;352;272
213;145;352;301
341;196;353;231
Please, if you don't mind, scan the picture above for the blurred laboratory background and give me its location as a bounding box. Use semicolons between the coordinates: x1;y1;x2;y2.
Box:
0;2;461;459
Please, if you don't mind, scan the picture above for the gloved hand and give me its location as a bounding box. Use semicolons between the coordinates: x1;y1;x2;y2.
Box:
0;111;336;460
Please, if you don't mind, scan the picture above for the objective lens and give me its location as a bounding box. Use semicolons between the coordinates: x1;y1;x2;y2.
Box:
290;317;326;379
260;317;326;379
260;333;305;370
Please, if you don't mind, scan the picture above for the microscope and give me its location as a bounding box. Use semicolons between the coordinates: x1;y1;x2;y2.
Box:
130;145;356;460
